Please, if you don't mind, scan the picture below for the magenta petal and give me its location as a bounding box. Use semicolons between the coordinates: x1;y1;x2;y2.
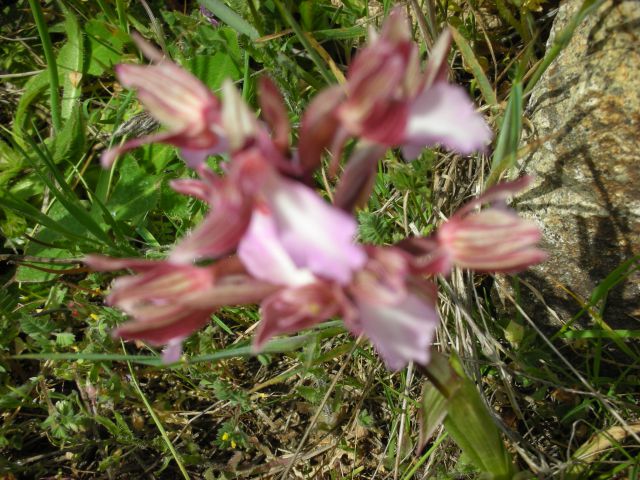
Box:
258;76;291;153
264;176;367;284
179;143;226;169
170;184;253;264
404;82;492;158
438;208;547;273
253;283;341;350
84;255;160;273
453;176;533;218
355;287;439;370
238;209;316;286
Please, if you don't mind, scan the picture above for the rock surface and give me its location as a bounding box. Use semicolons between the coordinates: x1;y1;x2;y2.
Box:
513;0;640;328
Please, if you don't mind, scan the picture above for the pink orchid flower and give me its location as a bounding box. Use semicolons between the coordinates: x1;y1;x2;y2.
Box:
84;255;276;362
240;219;438;370
402;177;547;275
346;247;439;370
299;9;492;173
101;34;226;169
170;82;367;285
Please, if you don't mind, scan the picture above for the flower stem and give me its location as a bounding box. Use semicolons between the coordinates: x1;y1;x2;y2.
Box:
28;0;61;133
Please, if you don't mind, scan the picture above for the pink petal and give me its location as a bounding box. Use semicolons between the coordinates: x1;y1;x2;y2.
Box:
298;86;345;176
238;209;316;286
453;176;533;218
404;82;492;158
334;143;386;211
253;282;342;350
263;175;367;284
162;339;184;363
258;76;290;153
101;131;181;168
422;29;452;88
438;209;547;273
84;255;160;273
114;309;213;345
170;186;253;263
354;285;439;370
115;63;220;132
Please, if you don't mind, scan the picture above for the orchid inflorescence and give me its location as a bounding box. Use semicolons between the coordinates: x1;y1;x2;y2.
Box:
87;9;546;370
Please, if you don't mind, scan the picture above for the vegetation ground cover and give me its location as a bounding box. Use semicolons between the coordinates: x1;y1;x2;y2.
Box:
0;0;638;478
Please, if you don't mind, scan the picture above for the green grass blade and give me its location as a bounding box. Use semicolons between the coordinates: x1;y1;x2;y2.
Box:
486;78;523;186
12;326;346;366
449;26;498;108
423;353;516;479
16;137;115;247
125;353;191;480
272;0;336;85
0;193;94;244
198;0;259;40
28;0;62;133
524;0;605;95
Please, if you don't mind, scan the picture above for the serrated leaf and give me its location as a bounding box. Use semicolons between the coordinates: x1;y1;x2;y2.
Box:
19;315;56;340
55;332;76;348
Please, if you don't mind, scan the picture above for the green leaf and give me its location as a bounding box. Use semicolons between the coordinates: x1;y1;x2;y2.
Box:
186;52;242;91
51;102;86;165
450;26;498;108
107;156;161;222
486;79;523;186
198;0;259;40
58;5;84;121
12;71;50;140
418;380;448;450
20;314;56;340
0;192;93;245
55;332;76;348
423;353;516;479
84;19;127;76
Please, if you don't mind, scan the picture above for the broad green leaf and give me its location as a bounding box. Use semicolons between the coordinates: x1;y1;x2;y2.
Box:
187;53;242;92
423;353;516;479
14;201;86;283
58;6;84;121
0;139;22;186
12;71;49;140
107;156;160;222
84;19;127;76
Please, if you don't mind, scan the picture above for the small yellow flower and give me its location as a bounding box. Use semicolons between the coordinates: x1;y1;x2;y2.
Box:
221;432;229;441
231;440;237;449
89;313;99;321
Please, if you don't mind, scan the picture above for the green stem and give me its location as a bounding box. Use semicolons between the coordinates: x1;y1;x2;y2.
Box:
126;353;191;480
28;0;61;133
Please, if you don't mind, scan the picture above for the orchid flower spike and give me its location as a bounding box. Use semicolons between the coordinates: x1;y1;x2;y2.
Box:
299;8;492;174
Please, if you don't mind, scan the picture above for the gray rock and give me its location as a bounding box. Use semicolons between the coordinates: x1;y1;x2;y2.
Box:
513;0;640;329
